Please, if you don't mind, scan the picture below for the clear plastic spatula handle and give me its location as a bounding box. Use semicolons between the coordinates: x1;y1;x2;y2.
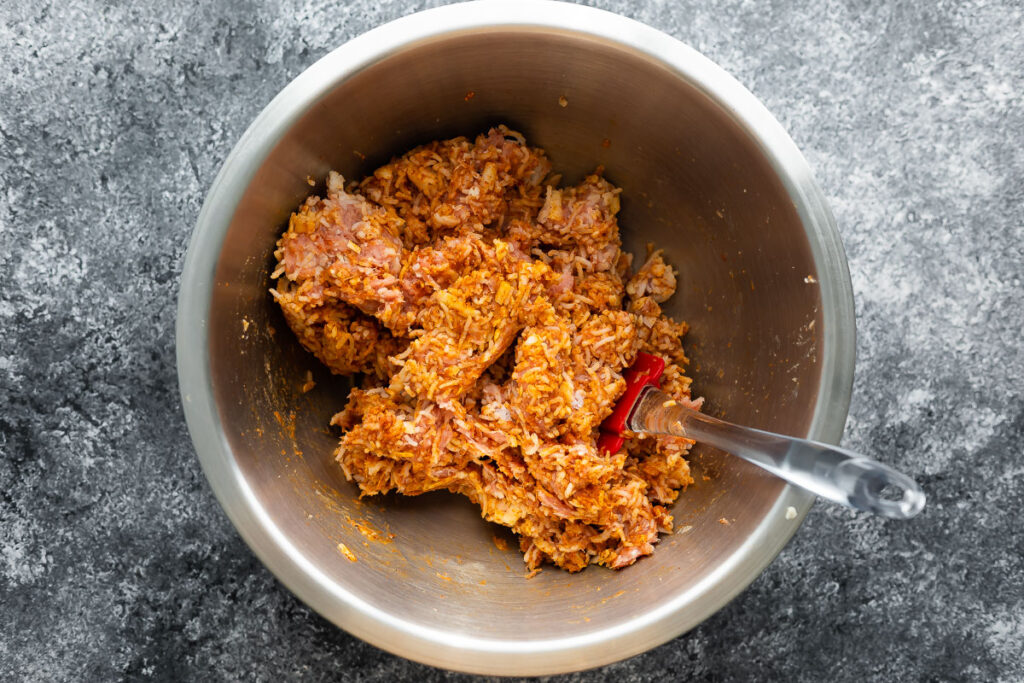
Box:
629;387;926;520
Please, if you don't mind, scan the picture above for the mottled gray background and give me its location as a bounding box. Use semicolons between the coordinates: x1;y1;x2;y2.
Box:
1;0;1022;680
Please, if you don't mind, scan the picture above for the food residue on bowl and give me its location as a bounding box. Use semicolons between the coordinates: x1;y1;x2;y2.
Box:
300;370;316;393
337;543;358;562
270;126;701;574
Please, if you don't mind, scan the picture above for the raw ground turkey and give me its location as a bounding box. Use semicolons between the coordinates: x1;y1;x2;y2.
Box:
271;126;702;574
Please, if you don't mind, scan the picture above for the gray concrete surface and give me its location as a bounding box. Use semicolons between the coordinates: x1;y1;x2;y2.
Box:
1;0;1022;680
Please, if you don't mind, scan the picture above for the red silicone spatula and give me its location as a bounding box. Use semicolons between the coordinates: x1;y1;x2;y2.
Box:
598;352;925;520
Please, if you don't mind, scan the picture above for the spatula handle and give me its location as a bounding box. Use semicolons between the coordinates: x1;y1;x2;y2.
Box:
629;388;925;520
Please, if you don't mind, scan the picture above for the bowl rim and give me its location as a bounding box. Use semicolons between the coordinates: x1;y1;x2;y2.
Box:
176;0;856;675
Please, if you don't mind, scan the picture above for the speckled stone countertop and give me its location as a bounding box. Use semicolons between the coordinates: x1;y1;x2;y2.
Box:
2;0;1022;680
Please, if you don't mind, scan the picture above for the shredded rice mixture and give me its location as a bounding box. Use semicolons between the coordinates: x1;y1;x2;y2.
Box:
271;126;702;574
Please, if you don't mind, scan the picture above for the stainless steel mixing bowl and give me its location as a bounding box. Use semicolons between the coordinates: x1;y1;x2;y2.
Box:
176;0;855;675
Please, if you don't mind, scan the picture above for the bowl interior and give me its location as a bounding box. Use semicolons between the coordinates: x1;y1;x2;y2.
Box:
204;29;824;653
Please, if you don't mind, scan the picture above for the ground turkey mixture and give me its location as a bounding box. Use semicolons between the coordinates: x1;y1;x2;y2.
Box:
271;126;702;573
